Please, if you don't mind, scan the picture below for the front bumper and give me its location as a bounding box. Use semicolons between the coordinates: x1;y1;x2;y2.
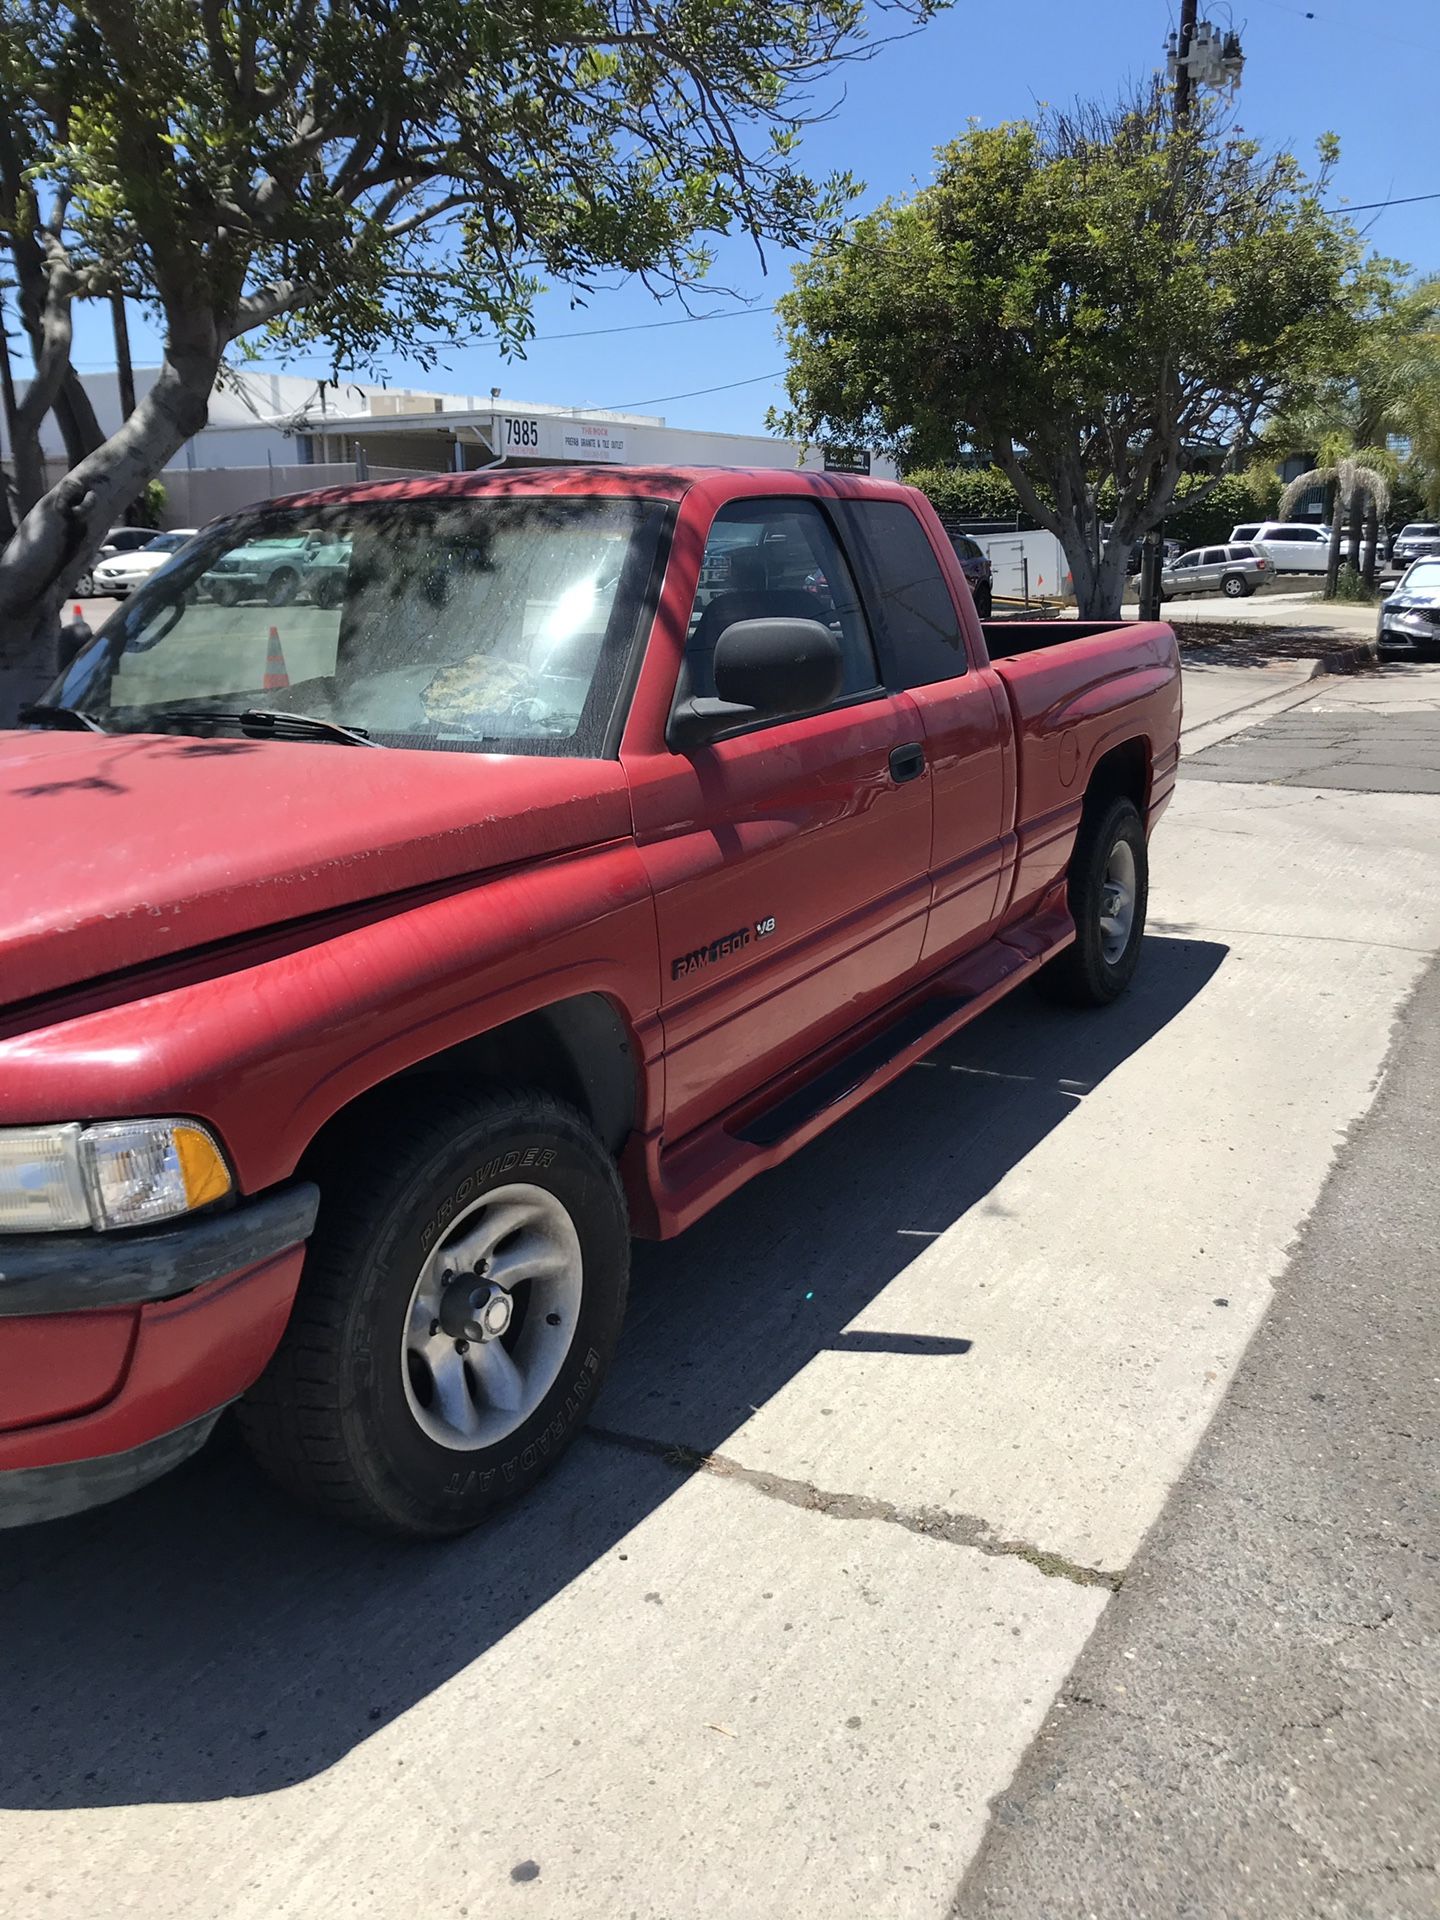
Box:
0;1183;318;1527
1377;621;1440;655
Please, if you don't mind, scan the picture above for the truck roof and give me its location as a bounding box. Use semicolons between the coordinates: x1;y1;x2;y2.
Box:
270;464;911;515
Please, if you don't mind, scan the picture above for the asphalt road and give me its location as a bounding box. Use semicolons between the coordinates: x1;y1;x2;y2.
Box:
2;661;1438;1918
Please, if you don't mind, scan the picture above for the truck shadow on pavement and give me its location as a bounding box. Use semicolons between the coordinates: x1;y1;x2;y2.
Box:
0;933;1226;1810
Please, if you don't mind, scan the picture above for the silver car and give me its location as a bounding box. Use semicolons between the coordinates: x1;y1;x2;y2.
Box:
1391;523;1440;570
1376;558;1440;657
1161;542;1272;600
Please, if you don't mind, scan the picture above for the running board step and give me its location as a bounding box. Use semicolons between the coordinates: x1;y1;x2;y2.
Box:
734;993;970;1148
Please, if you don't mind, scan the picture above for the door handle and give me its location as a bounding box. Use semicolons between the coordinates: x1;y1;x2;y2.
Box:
889;742;926;784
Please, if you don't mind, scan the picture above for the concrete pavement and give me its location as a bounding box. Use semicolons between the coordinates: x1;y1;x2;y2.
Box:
2;664;1439;1918
955;961;1440;1920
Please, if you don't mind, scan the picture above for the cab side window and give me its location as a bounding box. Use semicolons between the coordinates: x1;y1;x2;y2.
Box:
685;500;879;702
840;501;969;688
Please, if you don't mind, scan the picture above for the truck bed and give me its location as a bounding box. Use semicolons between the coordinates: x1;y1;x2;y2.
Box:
981;619;1144;659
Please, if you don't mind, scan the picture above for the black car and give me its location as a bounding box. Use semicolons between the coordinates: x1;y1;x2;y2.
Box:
1376;558;1440;658
941;529;993;617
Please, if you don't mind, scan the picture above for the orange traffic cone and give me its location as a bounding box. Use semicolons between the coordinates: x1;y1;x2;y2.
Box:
263;625;289;691
73;604;83;620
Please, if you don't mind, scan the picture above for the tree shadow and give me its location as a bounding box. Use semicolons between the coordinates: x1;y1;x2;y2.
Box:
0;934;1226;1811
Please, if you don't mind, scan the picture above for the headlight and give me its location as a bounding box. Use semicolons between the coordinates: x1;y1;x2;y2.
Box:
0;1120;233;1233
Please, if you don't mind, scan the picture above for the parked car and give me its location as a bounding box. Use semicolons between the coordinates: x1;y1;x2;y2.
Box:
1162;542;1272;599
300;539;353;610
1227;521;1385;575
89;529;199;598
1376;557;1440;657
3;467;1180;1534
202;530;343;606
941;528;994;617
1391;523;1440;570
1123;537;1182;577
77;527;159;596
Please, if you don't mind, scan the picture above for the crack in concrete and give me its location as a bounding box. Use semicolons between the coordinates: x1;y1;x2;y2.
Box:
586;1425;1124;1590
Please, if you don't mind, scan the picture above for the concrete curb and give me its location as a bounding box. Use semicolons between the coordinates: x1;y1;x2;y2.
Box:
1180;675;1329;756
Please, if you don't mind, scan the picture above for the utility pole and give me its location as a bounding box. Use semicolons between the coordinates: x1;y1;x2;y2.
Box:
111;292;136;422
0;285;17;469
1173;0;1199;128
1143;0;1200;622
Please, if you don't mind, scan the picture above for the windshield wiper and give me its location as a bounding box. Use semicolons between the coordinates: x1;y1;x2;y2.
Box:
17;702;108;734
141;708;383;748
236;708;383;748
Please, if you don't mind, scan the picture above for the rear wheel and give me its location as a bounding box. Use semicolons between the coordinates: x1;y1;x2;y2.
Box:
1038;795;1148;1007
973;580;993;619
237;1087;629;1536
310;572;344;610
1221;572;1251;599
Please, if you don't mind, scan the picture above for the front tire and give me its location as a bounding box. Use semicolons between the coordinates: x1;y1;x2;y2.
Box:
1038;795;1148;1007
267;567;300;607
238;1087;629;1537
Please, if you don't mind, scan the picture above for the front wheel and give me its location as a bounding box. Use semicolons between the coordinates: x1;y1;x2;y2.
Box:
238;1087;629;1536
266;567;300;607
1038;795;1148;1007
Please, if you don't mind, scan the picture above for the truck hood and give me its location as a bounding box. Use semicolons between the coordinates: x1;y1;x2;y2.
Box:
1;731;632;1007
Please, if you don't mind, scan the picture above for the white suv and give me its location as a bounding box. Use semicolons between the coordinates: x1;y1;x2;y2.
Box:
1228;522;1333;573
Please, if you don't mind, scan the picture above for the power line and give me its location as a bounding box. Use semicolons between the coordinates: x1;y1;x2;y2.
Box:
529;305;772;342
1333;191;1440;214
593;367;786;411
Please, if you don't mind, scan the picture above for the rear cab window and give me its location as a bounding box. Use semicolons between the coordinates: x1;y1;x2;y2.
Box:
837;500;970;688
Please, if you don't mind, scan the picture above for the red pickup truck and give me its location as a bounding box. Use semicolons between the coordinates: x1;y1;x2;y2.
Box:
0;467;1180;1534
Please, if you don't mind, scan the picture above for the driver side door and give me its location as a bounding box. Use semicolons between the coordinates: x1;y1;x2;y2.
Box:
623;494;934;1142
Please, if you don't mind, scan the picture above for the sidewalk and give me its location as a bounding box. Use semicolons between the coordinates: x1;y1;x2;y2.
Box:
1127;586;1381;638
955;954;1440;1919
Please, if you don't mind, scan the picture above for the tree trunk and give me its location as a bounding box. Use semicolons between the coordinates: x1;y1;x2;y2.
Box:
1362;497;1379;590
1346;487;1363;576
0;321;218;716
1324;486;1343;599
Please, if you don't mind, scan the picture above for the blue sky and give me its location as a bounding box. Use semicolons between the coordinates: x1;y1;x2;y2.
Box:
69;0;1436;436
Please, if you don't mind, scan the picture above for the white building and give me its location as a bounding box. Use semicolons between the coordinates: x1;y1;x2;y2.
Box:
39;368;893;525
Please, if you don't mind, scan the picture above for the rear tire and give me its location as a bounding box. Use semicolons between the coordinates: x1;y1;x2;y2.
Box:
237;1087;629;1537
1221;573;1251;599
1038;796;1148;1007
973;581;993;619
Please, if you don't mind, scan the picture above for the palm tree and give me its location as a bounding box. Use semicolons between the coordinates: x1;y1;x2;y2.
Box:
1279;445;1391;597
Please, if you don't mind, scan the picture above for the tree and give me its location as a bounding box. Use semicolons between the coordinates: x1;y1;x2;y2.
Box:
1278;445;1390;596
0;0;937;705
1259;272;1440;556
774;88;1374;616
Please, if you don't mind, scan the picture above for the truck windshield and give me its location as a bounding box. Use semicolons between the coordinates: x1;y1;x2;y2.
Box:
55;495;668;756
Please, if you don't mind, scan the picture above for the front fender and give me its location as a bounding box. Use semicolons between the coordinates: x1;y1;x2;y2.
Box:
0;843;663;1195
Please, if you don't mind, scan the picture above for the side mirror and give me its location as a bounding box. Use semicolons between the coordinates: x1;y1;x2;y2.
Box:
58;617;93;670
668;617;844;748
